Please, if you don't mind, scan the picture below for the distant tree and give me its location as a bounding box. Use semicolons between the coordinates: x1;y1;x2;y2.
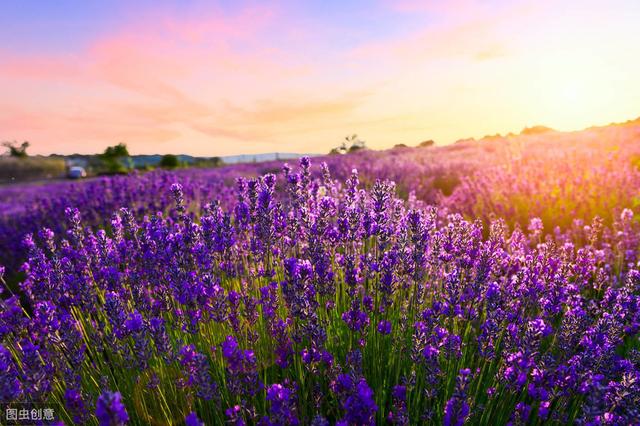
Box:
99;143;131;174
160;154;180;169
328;134;367;155
102;143;130;159
418;140;435;148
2;141;30;158
394;143;408;149
346;134;366;153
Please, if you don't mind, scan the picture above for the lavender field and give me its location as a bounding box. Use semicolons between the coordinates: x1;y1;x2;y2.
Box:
1;123;640;425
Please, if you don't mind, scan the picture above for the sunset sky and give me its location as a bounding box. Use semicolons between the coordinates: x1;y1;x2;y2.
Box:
1;0;640;156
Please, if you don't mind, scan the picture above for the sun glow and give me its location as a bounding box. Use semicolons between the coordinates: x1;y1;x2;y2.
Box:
558;81;583;106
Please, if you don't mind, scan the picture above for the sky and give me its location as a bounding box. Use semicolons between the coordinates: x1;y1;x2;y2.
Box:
1;0;640;156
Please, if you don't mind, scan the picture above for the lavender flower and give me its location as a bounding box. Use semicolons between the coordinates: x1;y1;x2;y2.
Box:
179;344;218;400
95;391;129;426
0;344;22;401
185;412;205;426
443;369;471;426
377;320;392;335
265;382;299;425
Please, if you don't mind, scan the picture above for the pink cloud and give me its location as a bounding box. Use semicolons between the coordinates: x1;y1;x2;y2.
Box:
0;51;85;81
